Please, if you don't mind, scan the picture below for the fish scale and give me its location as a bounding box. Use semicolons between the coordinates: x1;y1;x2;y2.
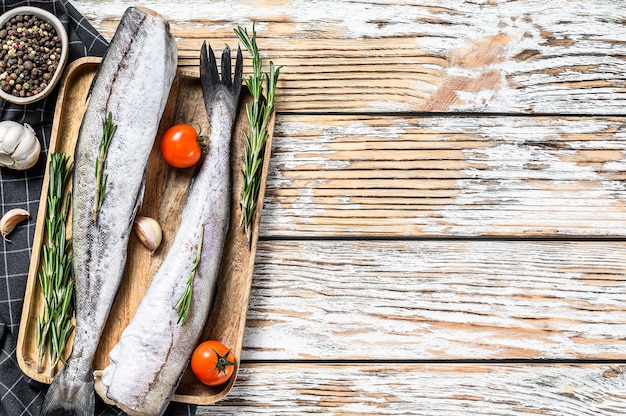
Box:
40;7;177;416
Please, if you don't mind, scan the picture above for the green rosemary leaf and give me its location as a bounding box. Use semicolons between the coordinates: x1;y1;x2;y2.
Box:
175;226;204;325
92;112;116;222
35;152;74;375
235;24;281;247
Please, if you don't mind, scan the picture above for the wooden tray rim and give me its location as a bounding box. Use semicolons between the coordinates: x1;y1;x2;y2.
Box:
16;56;274;406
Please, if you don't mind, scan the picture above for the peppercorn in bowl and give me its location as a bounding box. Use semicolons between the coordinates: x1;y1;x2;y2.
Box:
0;6;68;105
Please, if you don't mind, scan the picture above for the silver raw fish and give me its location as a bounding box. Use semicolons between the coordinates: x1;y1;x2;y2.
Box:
93;43;243;416
40;7;177;416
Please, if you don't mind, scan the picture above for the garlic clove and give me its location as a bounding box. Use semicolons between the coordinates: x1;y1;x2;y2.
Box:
134;216;162;252
1;208;30;241
0;120;40;170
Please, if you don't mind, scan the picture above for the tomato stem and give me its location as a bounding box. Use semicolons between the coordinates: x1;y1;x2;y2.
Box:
197;134;209;154
212;348;235;375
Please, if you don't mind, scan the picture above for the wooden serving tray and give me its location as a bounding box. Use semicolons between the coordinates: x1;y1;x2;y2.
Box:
16;56;274;405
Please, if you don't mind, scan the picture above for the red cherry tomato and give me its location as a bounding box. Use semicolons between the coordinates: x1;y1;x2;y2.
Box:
190;340;236;386
160;124;202;168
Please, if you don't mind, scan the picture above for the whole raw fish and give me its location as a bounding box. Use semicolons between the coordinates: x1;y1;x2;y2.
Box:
40;7;177;416
93;43;242;416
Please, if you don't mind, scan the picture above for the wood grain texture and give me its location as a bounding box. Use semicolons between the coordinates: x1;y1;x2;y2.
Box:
46;2;626;414
196;363;626;415
71;0;626;113
261;115;626;237
238;240;626;361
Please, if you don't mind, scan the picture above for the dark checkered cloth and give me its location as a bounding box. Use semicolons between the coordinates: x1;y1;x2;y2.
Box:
0;1;195;415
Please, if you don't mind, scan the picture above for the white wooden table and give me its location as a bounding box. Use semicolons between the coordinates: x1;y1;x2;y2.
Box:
73;1;626;414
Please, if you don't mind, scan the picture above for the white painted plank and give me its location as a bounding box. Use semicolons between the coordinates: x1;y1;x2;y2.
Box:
73;0;626;113
240;240;626;360
196;363;626;415
261;115;626;237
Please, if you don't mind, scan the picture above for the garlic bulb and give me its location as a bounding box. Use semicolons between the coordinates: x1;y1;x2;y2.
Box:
0;121;41;170
134;216;162;252
1;208;29;240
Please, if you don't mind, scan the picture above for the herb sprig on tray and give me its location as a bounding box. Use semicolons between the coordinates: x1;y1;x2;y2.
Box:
174;225;204;325
36;152;74;375
92;112;116;222
234;25;280;247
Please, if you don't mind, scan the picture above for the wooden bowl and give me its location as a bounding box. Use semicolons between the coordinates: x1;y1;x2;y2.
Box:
0;6;69;105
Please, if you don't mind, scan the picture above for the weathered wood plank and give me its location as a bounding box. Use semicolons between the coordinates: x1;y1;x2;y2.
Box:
261;115;626;237
73;0;626;113
196;363;626;415
239;240;626;360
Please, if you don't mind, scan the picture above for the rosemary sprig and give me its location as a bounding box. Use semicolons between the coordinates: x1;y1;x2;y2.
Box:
174;225;203;325
36;152;74;375
234;24;281;247
93;111;116;222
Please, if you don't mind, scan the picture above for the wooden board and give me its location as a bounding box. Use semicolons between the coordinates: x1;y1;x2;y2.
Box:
12;2;624;415
195;363;626;415
240;240;626;361
260;114;626;238
16;56;275;405
72;0;626;114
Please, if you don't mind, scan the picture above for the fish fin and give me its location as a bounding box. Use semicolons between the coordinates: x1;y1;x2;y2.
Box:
200;42;243;120
40;366;95;416
233;46;243;97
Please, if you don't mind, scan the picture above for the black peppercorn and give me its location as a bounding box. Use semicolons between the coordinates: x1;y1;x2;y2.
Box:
0;12;63;98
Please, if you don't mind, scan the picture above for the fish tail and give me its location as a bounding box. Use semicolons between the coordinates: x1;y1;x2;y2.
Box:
200;41;243;118
40;366;95;416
